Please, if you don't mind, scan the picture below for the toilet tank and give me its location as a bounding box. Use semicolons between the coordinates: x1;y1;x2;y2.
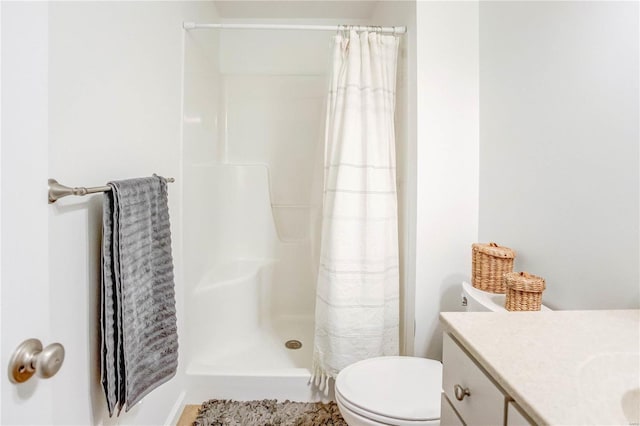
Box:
461;281;551;312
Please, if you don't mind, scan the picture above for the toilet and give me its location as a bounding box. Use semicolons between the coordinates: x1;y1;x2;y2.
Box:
336;356;442;425
334;281;551;425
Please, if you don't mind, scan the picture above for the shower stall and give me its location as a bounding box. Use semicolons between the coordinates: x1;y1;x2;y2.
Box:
180;1;416;404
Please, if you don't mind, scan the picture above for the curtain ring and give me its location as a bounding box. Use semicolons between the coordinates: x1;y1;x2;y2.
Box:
339;25;351;51
338;24;348;41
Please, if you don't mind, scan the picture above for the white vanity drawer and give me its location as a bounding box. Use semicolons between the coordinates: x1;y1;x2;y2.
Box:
442;333;506;425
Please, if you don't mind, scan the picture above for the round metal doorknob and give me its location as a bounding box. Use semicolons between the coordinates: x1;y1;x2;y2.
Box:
8;339;65;383
454;384;471;401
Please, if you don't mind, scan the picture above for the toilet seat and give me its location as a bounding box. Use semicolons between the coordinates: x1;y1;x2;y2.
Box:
335;356;442;425
336;388;436;425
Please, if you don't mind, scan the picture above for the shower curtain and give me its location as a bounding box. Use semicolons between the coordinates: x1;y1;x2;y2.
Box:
312;29;400;391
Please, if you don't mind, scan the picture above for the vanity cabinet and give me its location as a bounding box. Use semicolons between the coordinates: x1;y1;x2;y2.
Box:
441;333;534;426
440;393;464;426
507;401;533;426
440;310;639;425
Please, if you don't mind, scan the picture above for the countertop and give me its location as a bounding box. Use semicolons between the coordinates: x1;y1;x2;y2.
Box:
440;310;640;426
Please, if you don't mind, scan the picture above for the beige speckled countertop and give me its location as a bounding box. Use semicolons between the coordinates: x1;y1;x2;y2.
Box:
440;310;640;426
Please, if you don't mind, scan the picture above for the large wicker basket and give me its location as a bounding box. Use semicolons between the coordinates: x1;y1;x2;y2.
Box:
504;271;546;311
471;242;515;293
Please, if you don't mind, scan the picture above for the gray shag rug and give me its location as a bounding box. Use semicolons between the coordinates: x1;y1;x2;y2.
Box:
194;399;347;426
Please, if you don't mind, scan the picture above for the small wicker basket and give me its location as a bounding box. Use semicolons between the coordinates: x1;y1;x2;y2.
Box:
504;272;546;311
471;242;515;293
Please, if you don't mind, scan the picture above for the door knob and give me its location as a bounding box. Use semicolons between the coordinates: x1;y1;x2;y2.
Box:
8;338;65;383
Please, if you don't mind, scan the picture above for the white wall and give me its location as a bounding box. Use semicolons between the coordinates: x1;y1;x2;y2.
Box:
182;0;221;310
479;1;639;310
183;10;221;167
370;0;417;356
414;1;480;360
46;2;217;425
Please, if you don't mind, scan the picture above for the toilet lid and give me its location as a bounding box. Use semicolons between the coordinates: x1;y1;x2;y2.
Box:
335;356;442;421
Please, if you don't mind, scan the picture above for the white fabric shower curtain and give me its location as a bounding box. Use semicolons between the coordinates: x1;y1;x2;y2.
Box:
312;29;400;390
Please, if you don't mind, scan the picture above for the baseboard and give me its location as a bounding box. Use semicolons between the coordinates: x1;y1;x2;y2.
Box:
164;390;187;426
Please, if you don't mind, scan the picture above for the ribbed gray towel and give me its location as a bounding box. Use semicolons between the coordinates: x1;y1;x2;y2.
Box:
101;175;178;416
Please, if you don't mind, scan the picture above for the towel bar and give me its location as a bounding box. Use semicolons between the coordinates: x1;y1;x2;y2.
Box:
48;177;175;204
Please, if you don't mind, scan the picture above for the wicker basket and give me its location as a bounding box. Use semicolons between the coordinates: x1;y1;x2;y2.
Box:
471;242;515;293
504;272;546;311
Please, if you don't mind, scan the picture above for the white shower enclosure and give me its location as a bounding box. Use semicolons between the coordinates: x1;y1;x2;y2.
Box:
180;1;415;404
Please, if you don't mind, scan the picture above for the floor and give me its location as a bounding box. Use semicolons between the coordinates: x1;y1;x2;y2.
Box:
176;405;199;426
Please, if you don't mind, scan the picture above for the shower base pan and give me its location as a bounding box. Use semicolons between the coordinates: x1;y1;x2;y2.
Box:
185;315;333;403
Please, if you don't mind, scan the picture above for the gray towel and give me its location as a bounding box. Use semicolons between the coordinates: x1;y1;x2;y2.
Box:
101;175;178;416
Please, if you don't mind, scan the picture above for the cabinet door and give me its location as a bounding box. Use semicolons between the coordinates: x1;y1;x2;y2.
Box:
442;333;506;425
441;393;465;426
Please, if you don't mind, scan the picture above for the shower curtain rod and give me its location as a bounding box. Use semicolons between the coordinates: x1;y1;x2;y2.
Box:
183;22;407;35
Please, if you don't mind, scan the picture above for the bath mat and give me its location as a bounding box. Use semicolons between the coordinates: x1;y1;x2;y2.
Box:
194;399;347;426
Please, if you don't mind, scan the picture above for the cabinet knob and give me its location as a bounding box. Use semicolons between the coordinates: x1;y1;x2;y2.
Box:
454;384;471;401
